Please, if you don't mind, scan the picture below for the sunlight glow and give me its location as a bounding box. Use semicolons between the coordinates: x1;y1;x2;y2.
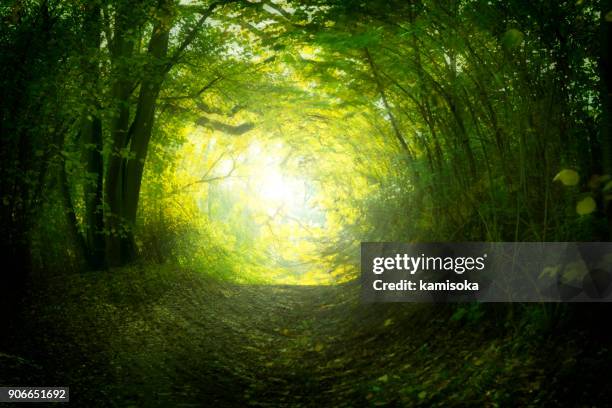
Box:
258;170;304;214
180;134;331;284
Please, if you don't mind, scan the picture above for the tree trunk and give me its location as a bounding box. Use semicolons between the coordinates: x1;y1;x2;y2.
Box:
60;161;88;264
105;7;139;267
83;116;106;269
80;3;106;269
113;19;171;264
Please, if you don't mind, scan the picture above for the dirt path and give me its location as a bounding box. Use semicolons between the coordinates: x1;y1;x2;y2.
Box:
4;267;606;407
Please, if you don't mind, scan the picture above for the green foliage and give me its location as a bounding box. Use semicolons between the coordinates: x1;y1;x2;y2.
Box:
576;196;597;216
501;28;524;50
3;3;612;406
554;169;580;186
2;0;610;284
450;304;485;324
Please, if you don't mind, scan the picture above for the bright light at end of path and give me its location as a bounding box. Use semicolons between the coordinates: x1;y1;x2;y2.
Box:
256;167;307;217
260;172;299;203
213;141;325;227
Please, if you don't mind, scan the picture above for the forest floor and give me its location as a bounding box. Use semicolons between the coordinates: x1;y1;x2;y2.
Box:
2;264;612;407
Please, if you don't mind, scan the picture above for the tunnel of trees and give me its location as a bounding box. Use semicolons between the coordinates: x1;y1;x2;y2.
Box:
2;0;612;406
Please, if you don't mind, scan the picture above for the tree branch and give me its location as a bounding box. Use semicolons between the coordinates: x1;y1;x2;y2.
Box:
161;75;224;101
169;156;237;194
164;0;237;74
195;116;254;135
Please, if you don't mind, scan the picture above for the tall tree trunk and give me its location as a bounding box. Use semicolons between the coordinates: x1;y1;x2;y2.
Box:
60;161;89;264
83;116;106;269
0;1;56;313
80;3;106;269
117;16;171;264
105;7;139;267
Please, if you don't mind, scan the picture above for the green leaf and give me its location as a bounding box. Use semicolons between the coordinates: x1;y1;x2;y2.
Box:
603;180;612;192
450;307;467;321
576;196;596;215
377;374;389;383
502;29;524;50
418;391;427;400
553;169;580;186
539;265;560;279
560;261;588;285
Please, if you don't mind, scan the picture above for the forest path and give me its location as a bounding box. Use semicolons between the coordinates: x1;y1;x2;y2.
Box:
8;266;583;406
100;281;434;407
